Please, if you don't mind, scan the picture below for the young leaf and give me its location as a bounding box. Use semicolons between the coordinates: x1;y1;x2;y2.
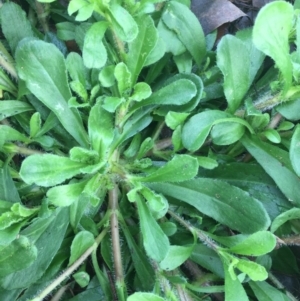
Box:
47;180;87;207
19;154;87;187
88;102;114;160
217;35;251;113
114;62;132;96
0;2;34;53
149;179;270;234
29;112;42;138
236;259;268;281
127;15;158;84
135;194;169;262
66;52;88;88
130;82;152;102
182;110;230;151
16;40;89;147
271;208;300;233
228;231;276;256
0;101;33;121
242;134;300;206
131;79;197;111
69;231;95;265
290;124;300;176
70;147;99;165
107;4;138;43
0;236;37;278
253;1;294;93
137;155;198;183
162;1;206;67
223;261;249;301
68;0;94;22
83;21;108;69
0;125;30;147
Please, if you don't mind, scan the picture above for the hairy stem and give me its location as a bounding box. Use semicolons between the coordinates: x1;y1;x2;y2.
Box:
267;112;282;129
30;228;108;301
109;182;126;300
35;1;49;33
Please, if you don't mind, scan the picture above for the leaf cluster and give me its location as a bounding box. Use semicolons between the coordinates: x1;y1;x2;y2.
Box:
0;0;300;300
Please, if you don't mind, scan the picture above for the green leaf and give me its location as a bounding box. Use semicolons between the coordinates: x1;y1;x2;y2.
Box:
66;52;88;89
131;79;197;111
191;244;224;278
162;1;206;67
290;124;300;176
228;231;276;256
253;1;294;93
127;15;158;84
149;179;270;234
19;154;86;187
211;122;245;145
249;280;291;301
88;102;114;160
99;65;115;88
10;203;39;218
16;40;89;147
0;2;34;53
157;20;185;56
139;186;168;219
73;271;90;288
166;112;189;130
0;125;30;147
196;156;218;170
0;164;20;203
83;21;108;69
135;195;169;262
0;208;69;289
114;62;132;96
69;231;94;265
159;245;193;271
242;134;300;206
217;35;252;113
47;180;87;207
0;101;33;121
182;110;229;151
223;261;249;301
56;22;76;41
130;82;152;102
0;236;37;278
236;259;268;281
107;4;138;43
137;155;198;182
68;0;94;22
120;218;155;290
70;147;99;165
271;208;300;233
29;112;42;138
262;129;281;144
127;292;165;301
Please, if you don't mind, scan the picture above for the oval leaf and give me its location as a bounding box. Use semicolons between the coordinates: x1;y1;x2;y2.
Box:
271;208;300;233
20;154;86;187
69;231;95;265
228;231;276;256
139;155;198;183
135;195;169;262
16;40;89;147
253;1;294;93
83;21;108;69
149;179;270;234
290;124;300;176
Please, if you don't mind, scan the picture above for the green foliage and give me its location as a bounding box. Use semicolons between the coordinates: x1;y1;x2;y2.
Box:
1;1;300;300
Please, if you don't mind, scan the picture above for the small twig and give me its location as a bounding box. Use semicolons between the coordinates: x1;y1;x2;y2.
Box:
30;228;108;301
35;1;49;33
267;113;282;129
